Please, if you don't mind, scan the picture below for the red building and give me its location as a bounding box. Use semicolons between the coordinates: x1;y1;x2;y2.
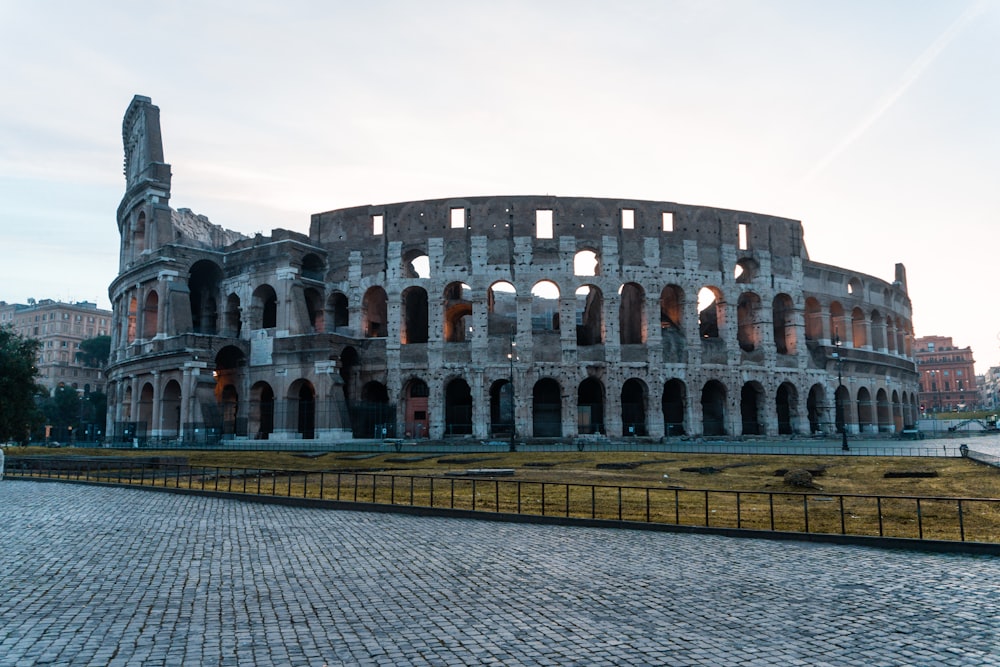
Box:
914;335;977;413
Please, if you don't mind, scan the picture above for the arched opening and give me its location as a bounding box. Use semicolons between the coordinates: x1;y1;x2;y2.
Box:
301;253;325;282
531;281;560;333
291;380;316;440
401;286;429;344
362;287;388;338
142;291;158;339
772;293;796;355
621;379;647;436
734;258;758;283
402;249;430;279
870;310;886;350
892;389;903;432
353;381;392;438
443;282;473;342
776;382;797;435
250;382;275;439
219;384;239;437
339;346;359;402
329;292;349;332
659;285;684;362
487;281;517;335
574;249;599;276
304;287;324;332
740;382;765;436
886;316;897;354
127;295;137;344
162;380;181;437
252;284;278;330
851;307;868;349
829;301;846;344
134;212;146;255
662;379;686;436
575;285;603;346
876;388;892;433
847;277;863;296
224;293;241;337
807;384;826;434
532;378;562;437
857;387;874;433
445;378;473;436
577;377;605;435
835;385;851;434
804;297;822;342
489;379;514;436
619;282;645;344
138;382;154;440
701;380;727;436
403;378;429;438
698;287;724;339
189;260;222;334
737;292;763;352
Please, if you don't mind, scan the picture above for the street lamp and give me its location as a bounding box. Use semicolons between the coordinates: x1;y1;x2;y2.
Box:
832;332;850;451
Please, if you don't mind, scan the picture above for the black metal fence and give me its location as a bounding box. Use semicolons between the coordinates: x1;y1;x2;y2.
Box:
8;457;998;546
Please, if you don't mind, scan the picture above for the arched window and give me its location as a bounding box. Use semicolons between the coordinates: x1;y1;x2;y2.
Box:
488;281;517;335
443;282;472;342
252;284;278;330
142;291;158;339
578;378;604;435
362;287;388;338
737;292;762;352
575;285;603;346
804;297;822;341
531;281;560;333
618;282;645;344
189;260;222;334
401;286;429;344
772;293;795;355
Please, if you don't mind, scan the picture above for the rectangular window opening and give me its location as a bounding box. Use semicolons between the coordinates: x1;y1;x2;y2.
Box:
662;211;674;232
372;214;384;236
621;208;635;230
536;209;553;239
450;207;466;229
738;222;749;250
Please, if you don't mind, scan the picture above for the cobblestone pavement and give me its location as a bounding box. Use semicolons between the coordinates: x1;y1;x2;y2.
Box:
1;482;997;666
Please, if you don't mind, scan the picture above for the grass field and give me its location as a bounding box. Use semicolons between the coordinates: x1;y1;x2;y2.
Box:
9;447;1000;542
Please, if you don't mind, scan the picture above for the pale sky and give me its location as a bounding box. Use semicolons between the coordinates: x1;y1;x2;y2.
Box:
2;1;999;372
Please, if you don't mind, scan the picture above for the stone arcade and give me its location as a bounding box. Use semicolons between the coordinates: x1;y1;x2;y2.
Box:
106;96;919;445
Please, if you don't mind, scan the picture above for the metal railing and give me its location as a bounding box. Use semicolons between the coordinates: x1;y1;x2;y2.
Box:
7;457;998;545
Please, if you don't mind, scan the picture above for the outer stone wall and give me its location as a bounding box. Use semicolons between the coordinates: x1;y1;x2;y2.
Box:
106;96;919;445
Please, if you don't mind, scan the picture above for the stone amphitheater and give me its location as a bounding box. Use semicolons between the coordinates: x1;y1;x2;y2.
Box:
106;95;918;445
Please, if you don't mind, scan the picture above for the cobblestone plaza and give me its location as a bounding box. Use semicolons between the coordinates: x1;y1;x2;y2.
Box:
1;482;997;666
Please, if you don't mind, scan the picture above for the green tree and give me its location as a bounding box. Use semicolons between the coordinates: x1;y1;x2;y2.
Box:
76;335;111;368
42;384;83;443
0;325;44;443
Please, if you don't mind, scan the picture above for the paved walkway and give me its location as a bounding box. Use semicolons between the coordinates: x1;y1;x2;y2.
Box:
0;482;997;666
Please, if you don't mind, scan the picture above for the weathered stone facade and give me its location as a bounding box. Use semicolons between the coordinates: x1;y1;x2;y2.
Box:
106;95;920;444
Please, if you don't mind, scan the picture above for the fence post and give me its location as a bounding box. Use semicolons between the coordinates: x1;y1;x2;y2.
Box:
803;495;810;534
839;496;846;535
877;497;884;537
916;498;923;540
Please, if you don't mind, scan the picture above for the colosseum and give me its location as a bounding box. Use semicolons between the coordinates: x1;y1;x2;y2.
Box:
106;95;920;446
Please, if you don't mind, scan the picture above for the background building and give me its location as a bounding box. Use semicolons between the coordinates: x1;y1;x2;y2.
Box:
914;335;977;413
107;96;921;445
0;299;111;395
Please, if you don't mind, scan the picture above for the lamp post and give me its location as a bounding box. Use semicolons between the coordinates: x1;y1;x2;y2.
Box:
508;334;517;452
832;332;850;451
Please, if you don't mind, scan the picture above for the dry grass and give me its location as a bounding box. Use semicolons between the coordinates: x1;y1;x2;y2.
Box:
10;447;1000;542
